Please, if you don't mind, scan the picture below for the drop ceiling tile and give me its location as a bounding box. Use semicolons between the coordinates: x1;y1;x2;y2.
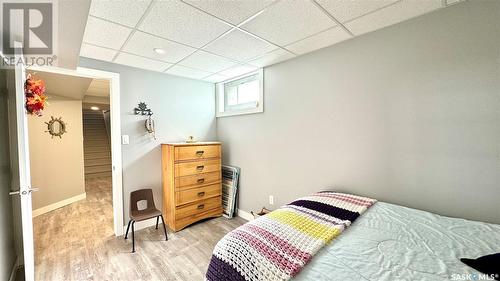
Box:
114;53;172;72
80;43;117;62
122;31;196;63
83;17;133;49
165;65;214;80
248;49;295;67
180;50;237;73
183;0;276;25
204;29;277;61
241;0;336;46
286;27;351;55
139;0;232;48
203;73;229;83
345;0;443;36
315;0;398;23
218;64;258;78
89;0;152;27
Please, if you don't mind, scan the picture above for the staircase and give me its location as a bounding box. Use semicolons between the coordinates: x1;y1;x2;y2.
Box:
83;109;112;179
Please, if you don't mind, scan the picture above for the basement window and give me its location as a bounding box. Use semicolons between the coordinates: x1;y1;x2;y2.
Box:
216;69;263;117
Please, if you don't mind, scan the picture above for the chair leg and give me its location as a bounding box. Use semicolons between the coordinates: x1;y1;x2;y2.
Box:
155;216;159;230
131;221;136;253
124;220;132;239
160;215;168;241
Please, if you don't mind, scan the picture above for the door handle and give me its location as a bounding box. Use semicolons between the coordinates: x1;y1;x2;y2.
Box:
9;187;39;196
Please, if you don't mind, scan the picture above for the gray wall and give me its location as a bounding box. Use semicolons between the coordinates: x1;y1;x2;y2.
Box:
217;1;500;224
0;70;16;281
78;58;216;224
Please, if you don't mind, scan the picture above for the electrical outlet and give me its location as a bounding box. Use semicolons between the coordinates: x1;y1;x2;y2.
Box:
269;195;274;205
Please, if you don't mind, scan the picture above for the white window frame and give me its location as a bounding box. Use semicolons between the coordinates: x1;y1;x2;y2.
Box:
216;69;264;117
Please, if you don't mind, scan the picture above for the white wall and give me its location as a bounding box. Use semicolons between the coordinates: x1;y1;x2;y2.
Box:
217;1;500;224
29;99;86;210
78;58;216;224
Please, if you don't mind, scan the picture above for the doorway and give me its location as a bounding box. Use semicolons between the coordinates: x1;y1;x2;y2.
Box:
2;45;124;280
25;66;123;280
28;66;123;235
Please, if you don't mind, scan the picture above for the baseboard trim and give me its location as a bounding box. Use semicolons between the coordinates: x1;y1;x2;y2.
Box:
121;211;253;235
9;256;19;281
32;193;87;217
122;217;160;236
237;209;253;221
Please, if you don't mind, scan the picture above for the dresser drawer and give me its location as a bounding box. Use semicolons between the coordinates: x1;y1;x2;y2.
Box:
175;159;221;177
175;196;222;219
175;171;221;189
175;207;222;231
175;145;220;161
175;183;221;206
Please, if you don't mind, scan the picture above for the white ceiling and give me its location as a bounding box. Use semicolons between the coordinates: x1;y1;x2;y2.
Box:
27;71;109;102
83;79;110;105
27;71;92;100
85;79;110;97
80;0;460;82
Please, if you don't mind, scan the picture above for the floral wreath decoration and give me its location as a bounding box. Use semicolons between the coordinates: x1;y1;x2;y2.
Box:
25;73;48;116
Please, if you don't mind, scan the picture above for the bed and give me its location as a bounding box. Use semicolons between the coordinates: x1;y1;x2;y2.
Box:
206;192;500;281
295;202;500;281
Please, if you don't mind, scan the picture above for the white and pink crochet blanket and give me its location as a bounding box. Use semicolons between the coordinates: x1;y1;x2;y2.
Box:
206;192;377;281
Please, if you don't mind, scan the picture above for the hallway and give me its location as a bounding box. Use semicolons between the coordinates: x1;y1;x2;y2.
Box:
33;177;114;280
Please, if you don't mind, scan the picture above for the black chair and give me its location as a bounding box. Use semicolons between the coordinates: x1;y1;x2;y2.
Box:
124;189;168;253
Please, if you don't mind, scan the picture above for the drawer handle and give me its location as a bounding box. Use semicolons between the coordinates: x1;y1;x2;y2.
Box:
196;151;204;157
197;204;205;210
197;178;205;184
196;165;204;171
197;191;205;197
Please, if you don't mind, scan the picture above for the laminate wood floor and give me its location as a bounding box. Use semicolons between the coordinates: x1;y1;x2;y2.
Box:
33;177;246;281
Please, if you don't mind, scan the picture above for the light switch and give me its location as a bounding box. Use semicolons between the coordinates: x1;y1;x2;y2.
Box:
122;135;129;145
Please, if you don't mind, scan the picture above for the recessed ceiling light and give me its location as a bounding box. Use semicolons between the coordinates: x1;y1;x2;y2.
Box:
153;48;166;54
90;106;99;111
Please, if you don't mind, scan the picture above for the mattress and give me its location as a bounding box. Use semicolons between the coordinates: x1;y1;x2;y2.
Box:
295;202;500;281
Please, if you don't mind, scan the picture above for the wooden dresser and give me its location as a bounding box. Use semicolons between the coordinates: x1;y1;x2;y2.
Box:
161;142;222;231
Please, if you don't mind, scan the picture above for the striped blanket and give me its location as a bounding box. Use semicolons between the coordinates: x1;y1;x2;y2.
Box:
205;192;377;281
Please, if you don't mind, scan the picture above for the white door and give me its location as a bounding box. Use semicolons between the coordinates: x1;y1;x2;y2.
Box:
7;42;35;281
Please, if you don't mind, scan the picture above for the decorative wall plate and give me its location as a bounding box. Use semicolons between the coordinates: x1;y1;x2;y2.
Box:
45;116;67;138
